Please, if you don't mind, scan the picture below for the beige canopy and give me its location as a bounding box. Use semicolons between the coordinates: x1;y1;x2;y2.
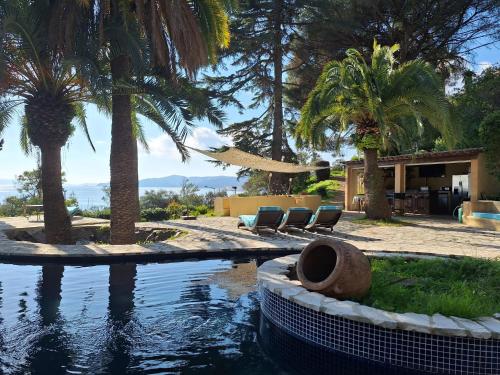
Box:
189;146;328;173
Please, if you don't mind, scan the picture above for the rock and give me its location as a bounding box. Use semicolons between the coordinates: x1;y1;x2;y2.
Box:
93;226;110;243
395;312;432;334
476;317;500;339
72;227;95;241
431;314;467;336
321;300;359;321
143;229;177;242
287;264;298;280
292;292;326;312
262;278;290;295
354;305;398;329
451;316;491;339
281;286;307;300
29;229;46;244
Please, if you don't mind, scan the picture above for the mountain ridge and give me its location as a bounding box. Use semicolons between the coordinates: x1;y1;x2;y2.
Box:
139;175;246;188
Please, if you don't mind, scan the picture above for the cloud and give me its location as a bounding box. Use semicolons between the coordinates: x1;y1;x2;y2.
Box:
143;127;233;159
476;61;492;74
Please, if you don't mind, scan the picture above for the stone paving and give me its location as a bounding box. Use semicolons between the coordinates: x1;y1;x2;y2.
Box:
0;212;498;261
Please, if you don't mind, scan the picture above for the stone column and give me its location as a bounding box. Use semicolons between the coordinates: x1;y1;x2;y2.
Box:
395;163;406;193
470;157;479;202
345;166;354;210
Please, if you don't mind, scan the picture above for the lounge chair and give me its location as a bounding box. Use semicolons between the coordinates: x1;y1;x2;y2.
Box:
67;206;81;217
305;205;343;232
278;207;314;232
237;206;285;233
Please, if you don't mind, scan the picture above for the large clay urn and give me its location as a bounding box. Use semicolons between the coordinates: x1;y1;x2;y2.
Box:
297;238;371;299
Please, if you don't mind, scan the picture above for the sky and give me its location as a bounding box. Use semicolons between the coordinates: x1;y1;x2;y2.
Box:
0;43;498;184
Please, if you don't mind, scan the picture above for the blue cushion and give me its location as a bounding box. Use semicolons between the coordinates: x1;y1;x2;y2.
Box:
472;212;500;220
67;206;80;215
308;214;316;224
281;213;288;224
239;215;256;227
288;207;311;211
318;205;343;211
258;206;282;212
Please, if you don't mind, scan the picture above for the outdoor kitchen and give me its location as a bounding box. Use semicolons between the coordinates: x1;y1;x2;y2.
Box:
344;148;500;217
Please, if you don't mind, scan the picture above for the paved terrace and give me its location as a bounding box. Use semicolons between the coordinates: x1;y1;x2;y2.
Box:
0;213;498;263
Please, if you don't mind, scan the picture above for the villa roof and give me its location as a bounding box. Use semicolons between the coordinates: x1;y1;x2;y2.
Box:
344;148;484;166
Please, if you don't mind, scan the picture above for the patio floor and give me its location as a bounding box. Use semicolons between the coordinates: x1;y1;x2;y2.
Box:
0;212;498;262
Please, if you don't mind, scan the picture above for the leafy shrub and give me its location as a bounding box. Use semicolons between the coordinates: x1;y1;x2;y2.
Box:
193;204;209;215
0;196;42;217
479;111;500;182
65;193;79;207
140;190;179;209
81;208;111;220
166;202;185;219
140;208;170;222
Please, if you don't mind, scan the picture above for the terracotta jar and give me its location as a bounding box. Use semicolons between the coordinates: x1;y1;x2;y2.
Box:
297;238;371;299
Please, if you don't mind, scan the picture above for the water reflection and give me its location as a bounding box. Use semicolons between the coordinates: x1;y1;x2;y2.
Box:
0;258;416;375
28;265;74;375
104;263;137;374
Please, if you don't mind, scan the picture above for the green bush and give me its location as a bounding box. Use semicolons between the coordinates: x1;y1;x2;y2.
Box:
166;201;185;219
194;204;209;215
81;208;111;220
0;196;42;217
140;208;170;222
479;111;500;182
140;190;179;209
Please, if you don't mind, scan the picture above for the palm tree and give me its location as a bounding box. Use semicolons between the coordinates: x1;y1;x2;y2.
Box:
83;0;231;244
0;1;94;243
297;41;453;219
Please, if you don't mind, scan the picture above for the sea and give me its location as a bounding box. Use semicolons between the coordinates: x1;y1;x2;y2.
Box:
0;184;228;209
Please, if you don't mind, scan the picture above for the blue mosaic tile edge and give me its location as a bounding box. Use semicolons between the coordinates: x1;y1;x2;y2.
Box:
260;286;500;375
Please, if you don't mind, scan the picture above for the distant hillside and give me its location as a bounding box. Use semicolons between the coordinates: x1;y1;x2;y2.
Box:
139;175;246;189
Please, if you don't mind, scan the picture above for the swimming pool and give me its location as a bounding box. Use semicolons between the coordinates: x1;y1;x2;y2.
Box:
0;258;427;375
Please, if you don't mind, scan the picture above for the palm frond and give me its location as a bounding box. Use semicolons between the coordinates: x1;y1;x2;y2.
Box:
72;102;95;151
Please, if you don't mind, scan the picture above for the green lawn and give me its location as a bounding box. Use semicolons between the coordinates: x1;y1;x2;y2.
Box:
303;179;341;197
352;217;412;227
360;257;500;318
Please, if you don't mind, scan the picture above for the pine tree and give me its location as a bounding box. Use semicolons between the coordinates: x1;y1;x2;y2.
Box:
207;0;305;193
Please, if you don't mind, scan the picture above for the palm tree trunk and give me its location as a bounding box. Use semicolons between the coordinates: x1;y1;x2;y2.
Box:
110;54;136;244
131;139;140;221
363;148;392;219
40;144;72;244
270;0;284;194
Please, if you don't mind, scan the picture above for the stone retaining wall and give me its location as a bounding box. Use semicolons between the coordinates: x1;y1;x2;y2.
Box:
258;255;500;375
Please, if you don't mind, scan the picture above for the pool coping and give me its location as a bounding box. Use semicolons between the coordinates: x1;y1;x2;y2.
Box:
258;254;500;340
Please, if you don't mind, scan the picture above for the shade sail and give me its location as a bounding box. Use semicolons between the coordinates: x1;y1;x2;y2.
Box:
188;146;329;173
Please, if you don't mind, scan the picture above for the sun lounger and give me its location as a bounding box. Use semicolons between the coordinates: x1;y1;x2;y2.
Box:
237;206;285;233
67;206;81;217
278;207;314;232
305;205;342;232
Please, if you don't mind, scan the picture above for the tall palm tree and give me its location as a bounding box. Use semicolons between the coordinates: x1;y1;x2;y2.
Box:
84;0;232;244
297;41;453;219
0;0;94;243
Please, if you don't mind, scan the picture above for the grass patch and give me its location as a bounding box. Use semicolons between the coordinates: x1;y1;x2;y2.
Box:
303;179;341;198
361;257;500;318
330;169;345;178
352;217;411;227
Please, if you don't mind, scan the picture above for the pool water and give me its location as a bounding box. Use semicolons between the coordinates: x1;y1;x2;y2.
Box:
0;258;423;375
